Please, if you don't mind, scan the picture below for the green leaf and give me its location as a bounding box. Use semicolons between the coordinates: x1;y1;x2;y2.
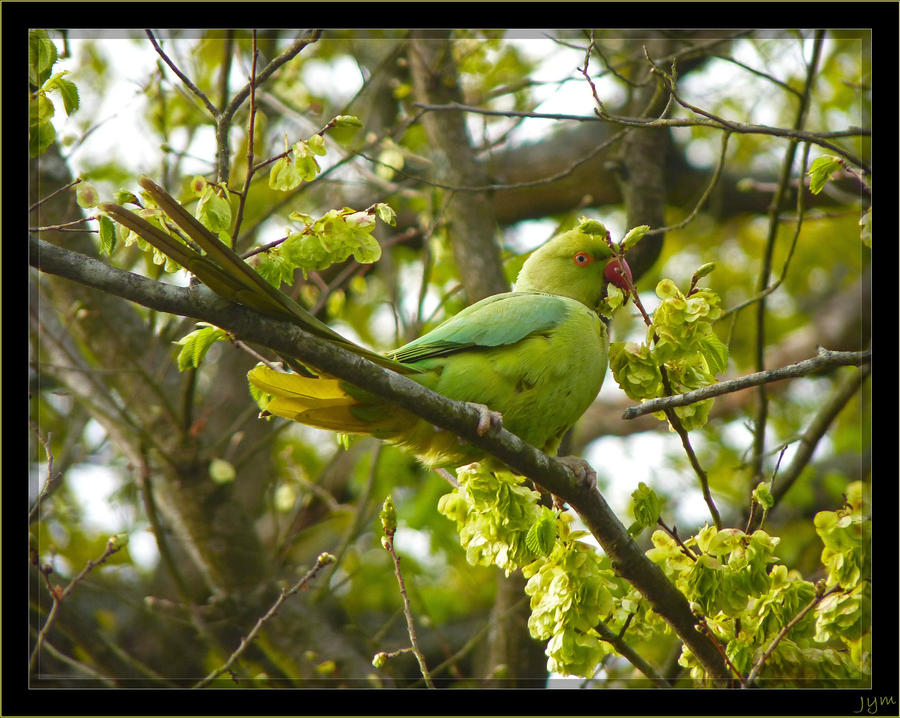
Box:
629;482;663;535
697;331;729;375
173;324;227;371
44;73;80;115
526;510;557;556
307;133;327;156
29;29;57;86
375;202;397;226
114;190;140;205
29;120;56;157
29;94;55;125
196;185;232;234
752;481;774;510
75;182;98;209
98;215;117;255
351;233;382;264
268;156;304;192
621;224;650;251
807;155;843;195
859;208;871;247
331;114;363;129
576;217;609;237
255;251;295;288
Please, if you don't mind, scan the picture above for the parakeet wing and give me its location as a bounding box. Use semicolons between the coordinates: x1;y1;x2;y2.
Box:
388;292;570;363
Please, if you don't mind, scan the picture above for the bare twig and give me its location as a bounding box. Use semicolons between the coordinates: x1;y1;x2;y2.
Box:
750;32;825;481
721;142;811;319
231;30;259;242
145;30;219;118
593;619;671;687
30;536;126;675
380;499;434;688
29;178;83;213
28;420;61;525
414;102;869;172
647;130;731;236
29;215;98;233
622;349;871;419
762;363;870;522
656;518;699;562
192;552;335;688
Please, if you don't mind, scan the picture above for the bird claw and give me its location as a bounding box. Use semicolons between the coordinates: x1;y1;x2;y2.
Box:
466;402;503;436
557;455;597;489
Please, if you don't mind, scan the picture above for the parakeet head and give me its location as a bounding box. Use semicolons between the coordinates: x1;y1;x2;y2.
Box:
513;223;631;310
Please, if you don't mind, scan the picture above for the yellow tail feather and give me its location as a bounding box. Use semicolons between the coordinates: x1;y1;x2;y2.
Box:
248;365;397;434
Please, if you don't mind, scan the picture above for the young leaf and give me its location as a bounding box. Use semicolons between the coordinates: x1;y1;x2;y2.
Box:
807;155;843;195
526;510;557;557
196;185;232;234
75;182;98;208
268;156;303;192
98;215;117;255
173;324;227;371
621;224;650;251
859;208;871;247
374;202;397;226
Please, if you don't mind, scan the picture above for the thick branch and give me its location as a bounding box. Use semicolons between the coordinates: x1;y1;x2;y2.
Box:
408;31;507;301
30;235;732;684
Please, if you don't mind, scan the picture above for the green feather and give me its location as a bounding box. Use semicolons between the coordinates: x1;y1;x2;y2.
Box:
388;293;570;362
249;222;618;468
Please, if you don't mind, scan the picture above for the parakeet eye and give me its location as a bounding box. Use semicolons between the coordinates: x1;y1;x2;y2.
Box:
573;251;592;266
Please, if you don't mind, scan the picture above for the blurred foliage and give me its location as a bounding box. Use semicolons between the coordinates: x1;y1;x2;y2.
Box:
29;28;870;689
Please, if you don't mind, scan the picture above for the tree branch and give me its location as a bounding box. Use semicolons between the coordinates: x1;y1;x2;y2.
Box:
622;349;872;420
30;235;732;684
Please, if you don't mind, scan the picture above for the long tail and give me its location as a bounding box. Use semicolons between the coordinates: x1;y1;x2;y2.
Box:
248;364;406;435
98;177;410;372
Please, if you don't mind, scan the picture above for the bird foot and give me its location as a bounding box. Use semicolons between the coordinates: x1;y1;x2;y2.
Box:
557;455;597;490
466;402;503;436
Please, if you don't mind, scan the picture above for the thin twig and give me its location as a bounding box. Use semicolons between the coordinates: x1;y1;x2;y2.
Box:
381;506;434;688
763;363;870;519
28;420;61;525
696;615;746;687
646;131;731;236
192;552;335;688
593;619;671;687
614;263;720;528
414;102;869;172
750;32;825;480
231;30;259;242
30;537;125;675
720;142;812;319
656;518;699;562
145;30;220;118
622;349;871;419
745;583;842;685
29;215;98;232
29;178;83;213
135;454;191;601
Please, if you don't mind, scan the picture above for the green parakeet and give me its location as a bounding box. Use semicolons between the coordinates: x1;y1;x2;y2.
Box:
249;227;631;468
100;178;631;472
